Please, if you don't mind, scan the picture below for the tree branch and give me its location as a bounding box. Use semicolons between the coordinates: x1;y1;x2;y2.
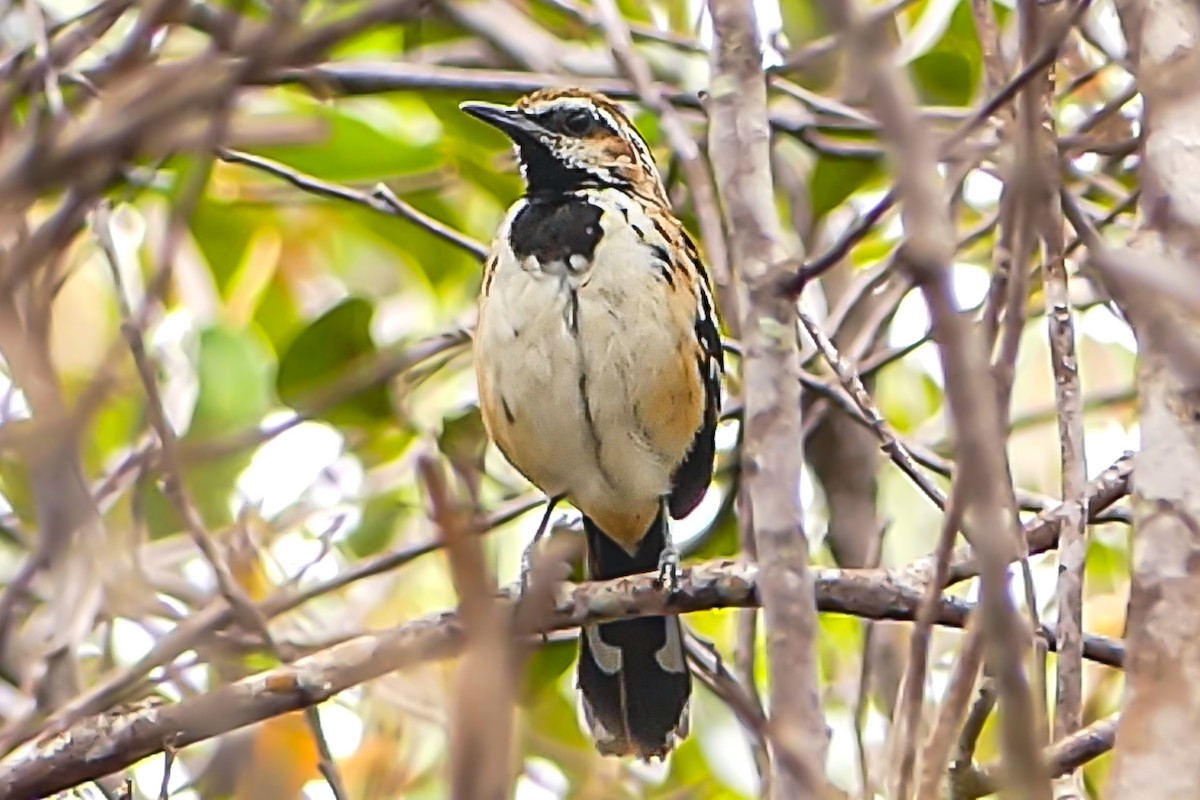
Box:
0;558;1127;799
706;0;829;794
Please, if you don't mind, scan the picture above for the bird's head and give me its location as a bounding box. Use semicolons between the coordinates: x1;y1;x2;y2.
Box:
460;88;666;203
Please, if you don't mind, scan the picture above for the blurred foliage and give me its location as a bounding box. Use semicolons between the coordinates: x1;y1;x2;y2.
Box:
0;0;1143;798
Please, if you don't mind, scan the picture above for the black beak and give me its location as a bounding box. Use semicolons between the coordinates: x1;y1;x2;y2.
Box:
459;101;546;140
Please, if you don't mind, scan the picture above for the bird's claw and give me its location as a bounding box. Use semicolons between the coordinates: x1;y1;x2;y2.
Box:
657;547;681;592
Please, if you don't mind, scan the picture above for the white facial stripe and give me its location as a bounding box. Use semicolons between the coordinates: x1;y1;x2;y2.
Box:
524;97;663;184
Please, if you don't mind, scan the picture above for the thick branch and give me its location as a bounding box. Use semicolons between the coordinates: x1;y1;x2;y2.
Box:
0;558;1127;799
1109;1;1200;794
706;0;828;794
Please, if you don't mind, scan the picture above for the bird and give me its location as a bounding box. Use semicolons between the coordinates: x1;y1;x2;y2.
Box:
461;87;724;761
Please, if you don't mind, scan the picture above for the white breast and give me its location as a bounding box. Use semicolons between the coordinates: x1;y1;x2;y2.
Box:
476;191;689;526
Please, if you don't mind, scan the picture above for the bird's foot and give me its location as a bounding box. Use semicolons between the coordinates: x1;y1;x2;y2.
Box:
657;546;681;593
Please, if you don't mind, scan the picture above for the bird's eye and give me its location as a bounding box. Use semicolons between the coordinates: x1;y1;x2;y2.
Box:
560;109;594;136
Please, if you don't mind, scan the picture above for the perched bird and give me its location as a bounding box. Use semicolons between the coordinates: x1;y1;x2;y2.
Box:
461;87;724;760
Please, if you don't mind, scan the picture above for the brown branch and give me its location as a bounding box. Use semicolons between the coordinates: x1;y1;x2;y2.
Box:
706;0;828;793
0;558;1127;799
1031;3;1089;756
421;458;514;800
0;490;541;757
1108;1;1200;792
891;492;965;799
783;0;1094;294
4;420;1123;765
814;2;1095;798
918;626;987;800
215;148;487;260
0;0;432;208
957;714;1119;798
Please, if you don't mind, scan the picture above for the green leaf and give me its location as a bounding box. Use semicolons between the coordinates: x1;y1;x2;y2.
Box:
145;326;274;536
140;325;274;537
877;361;943;433
189;200;267;293
252;273;303;351
344;491;405;558
778;0;832;49
189;326;276;440
520;638;576;704
908;0;983;107
660;734;745;798
438;404;487;476
910;50;976;106
82;384;143;475
276;296;393;428
248;96;444;184
809;153;884;222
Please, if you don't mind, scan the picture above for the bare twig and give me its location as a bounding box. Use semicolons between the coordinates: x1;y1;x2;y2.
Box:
1032;3;1090;756
918;628;988;800
156;742;176;800
815;1;1071;797
959;714;1119;799
954;675;997;773
421;457;514;800
783;0;1094;294
707;0;828;793
104;189;350;799
890;493;965;800
798;307;948;511
3;422;1124;763
216;148;487;259
684;633;773;787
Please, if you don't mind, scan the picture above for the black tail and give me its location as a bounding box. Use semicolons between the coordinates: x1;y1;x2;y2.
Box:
577;511;690;759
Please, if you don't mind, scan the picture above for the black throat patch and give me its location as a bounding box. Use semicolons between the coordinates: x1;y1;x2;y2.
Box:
518;141;601;195
508;197;604;270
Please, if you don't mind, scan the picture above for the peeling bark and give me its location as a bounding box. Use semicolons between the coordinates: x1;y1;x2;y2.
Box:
1109;2;1200;797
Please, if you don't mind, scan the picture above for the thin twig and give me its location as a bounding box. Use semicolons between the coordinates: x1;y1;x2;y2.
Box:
421;457;515;800
217;148;487;259
918;627;989;800
958;714;1119;798
1036;10;1089;754
890;489;965;800
815;1;1071;797
852;521;888;800
798;307;948;511
101;198;351;800
783;0;1094;294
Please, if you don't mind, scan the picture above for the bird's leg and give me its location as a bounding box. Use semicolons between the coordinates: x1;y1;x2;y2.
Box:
520;494;564;592
656;495;681;592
